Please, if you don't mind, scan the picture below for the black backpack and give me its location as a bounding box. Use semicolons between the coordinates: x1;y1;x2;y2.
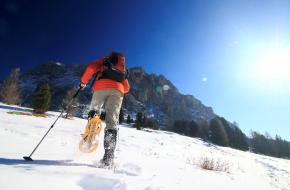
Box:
98;53;129;83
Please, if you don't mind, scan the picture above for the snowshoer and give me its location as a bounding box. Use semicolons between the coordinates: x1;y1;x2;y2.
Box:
80;52;130;166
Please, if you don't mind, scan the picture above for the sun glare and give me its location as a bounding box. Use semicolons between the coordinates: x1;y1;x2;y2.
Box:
256;50;290;79
251;46;290;86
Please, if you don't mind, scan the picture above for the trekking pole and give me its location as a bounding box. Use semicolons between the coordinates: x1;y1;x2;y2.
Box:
23;87;81;161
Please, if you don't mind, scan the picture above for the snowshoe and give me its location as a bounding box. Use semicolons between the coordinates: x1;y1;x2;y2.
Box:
79;115;103;153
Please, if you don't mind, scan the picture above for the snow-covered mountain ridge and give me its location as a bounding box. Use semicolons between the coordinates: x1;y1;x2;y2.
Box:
0;103;289;190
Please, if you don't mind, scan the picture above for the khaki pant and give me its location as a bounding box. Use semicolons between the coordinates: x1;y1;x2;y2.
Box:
90;89;123;130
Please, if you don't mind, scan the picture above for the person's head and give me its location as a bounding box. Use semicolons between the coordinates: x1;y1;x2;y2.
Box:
106;51;125;66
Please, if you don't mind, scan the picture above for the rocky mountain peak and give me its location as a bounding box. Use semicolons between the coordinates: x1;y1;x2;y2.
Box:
16;62;215;127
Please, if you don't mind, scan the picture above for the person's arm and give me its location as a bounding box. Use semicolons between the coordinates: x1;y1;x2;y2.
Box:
80;59;103;88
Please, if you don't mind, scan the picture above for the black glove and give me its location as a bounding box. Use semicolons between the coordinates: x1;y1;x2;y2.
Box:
79;82;87;90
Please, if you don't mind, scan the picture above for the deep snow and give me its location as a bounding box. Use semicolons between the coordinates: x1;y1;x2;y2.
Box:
0;103;289;190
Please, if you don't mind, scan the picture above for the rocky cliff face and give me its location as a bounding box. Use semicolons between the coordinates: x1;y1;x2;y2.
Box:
124;67;215;125
18;62;215;127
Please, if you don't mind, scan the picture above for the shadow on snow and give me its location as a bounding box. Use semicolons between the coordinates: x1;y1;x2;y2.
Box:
0;104;32;113
0;157;96;168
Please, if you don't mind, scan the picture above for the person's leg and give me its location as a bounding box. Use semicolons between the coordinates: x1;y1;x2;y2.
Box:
104;90;123;130
102;90;123;166
89;90;108;116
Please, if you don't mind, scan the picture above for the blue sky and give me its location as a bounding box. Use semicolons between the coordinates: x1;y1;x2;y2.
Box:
1;0;290;140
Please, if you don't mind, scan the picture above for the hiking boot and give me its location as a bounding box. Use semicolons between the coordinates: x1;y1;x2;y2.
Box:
88;110;97;119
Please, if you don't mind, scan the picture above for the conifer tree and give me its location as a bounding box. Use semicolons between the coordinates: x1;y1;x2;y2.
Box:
33;83;51;114
135;112;143;130
0;68;21;105
126;114;132;124
136;112;142;124
233;127;248;151
219;117;234;147
197;119;210;140
209;117;229;146
144;117;160;130
119;108;124;123
186;120;199;137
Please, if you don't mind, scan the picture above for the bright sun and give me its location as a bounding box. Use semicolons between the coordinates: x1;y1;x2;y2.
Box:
251;46;290;87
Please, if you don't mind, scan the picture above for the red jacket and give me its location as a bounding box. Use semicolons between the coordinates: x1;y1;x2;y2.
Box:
81;53;130;95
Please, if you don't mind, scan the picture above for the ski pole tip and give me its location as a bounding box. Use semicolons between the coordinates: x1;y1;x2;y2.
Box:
23;156;33;161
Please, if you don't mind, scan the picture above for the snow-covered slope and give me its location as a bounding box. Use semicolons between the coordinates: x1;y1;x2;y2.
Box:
0;103;289;190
